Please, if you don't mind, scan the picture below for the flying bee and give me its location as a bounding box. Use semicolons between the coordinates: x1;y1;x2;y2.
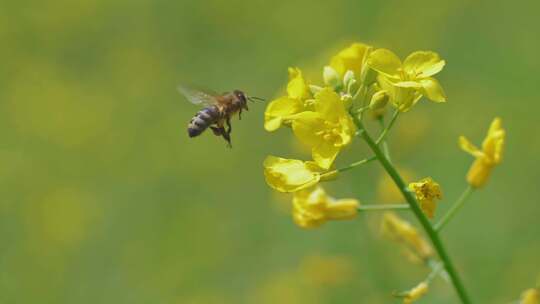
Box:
178;85;264;147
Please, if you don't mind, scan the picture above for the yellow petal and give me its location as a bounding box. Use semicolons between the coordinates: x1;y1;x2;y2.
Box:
264;96;304;131
367;48;402;79
263;156;320;192
403;51;445;78
314;88;346;122
466;158;493;188
458;136;484;158
325;198;359;219
420;78;447;103
520;288;540;304
287;67;310;100
403;282;429;304
330;43;371;77
312;141;340;170
482;117;505;164
291;111;326;147
394;81;423;88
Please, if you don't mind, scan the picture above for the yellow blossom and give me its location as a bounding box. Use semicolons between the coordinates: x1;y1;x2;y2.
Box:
459;117;505;188
291;88;356;169
263;156;335;193
329;42;372;80
368;49;447;112
381;212;433;260
402;282;429;304
521;288;540;304
264;67;312;131
292;186;359;228
408;177;442;219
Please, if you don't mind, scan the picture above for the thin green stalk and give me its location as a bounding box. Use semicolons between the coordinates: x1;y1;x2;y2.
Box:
376;109;399;145
358;204;410;212
335;156;377;173
353;116;472;304
378;117;392;161
435;186;475;232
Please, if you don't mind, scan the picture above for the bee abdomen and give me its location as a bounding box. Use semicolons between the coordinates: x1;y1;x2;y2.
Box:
187;106;220;137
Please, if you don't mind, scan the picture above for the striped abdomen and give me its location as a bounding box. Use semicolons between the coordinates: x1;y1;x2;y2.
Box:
188;105;221;137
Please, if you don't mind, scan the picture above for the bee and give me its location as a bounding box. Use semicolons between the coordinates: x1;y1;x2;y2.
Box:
178;85;264;147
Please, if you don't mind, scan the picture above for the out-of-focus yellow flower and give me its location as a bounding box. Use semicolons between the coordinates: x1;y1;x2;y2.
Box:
368;49;446;112
381;212;433;260
292;186;359;228
299;255;354;286
459;117;505;188
263;156;335;193
264;67;312;131
520;288;540;304
402;282;429;304
291;88;356;169
408;177;442;219
329;42;372;80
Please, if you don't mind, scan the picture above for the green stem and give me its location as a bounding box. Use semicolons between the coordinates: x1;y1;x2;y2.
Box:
353;116;472;304
435;186;474;232
358;204;410;212
335;156;377;173
376;110;399;145
378;117;392;161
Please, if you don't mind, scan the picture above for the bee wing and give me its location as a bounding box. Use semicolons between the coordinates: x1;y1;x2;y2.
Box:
177;85;219;107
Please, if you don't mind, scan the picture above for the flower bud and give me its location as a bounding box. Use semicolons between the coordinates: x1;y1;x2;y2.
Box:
369;90;389;110
323;66;342;90
343;70;356;91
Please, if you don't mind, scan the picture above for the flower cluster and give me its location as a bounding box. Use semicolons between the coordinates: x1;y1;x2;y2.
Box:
261;40;510;303
263;42;448;228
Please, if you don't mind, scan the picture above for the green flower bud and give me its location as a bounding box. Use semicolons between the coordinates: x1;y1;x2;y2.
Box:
323;66;342;90
309;84;323;95
369;90;389;110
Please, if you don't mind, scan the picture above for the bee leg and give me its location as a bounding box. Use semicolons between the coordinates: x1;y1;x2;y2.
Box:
226;117;232;135
210;126;222;136
238;109;242;120
223;131;232;148
211;125;232;147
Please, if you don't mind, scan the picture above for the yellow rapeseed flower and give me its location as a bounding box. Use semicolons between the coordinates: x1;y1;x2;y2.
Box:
459;117;505;188
264;67;312;131
408;177;442;219
291;88;356;169
263;156;335;193
368;49;446;112
329;42;372;80
402;282;429;304
520;288;540;304
292;186;359;228
381;212;433;261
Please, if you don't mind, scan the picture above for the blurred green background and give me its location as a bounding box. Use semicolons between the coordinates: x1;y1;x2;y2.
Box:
1;0;539;303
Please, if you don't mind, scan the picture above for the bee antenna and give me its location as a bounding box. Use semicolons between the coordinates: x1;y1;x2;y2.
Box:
248;96;266;102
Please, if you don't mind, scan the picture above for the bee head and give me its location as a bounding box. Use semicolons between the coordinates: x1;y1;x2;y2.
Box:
233;90;247;103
